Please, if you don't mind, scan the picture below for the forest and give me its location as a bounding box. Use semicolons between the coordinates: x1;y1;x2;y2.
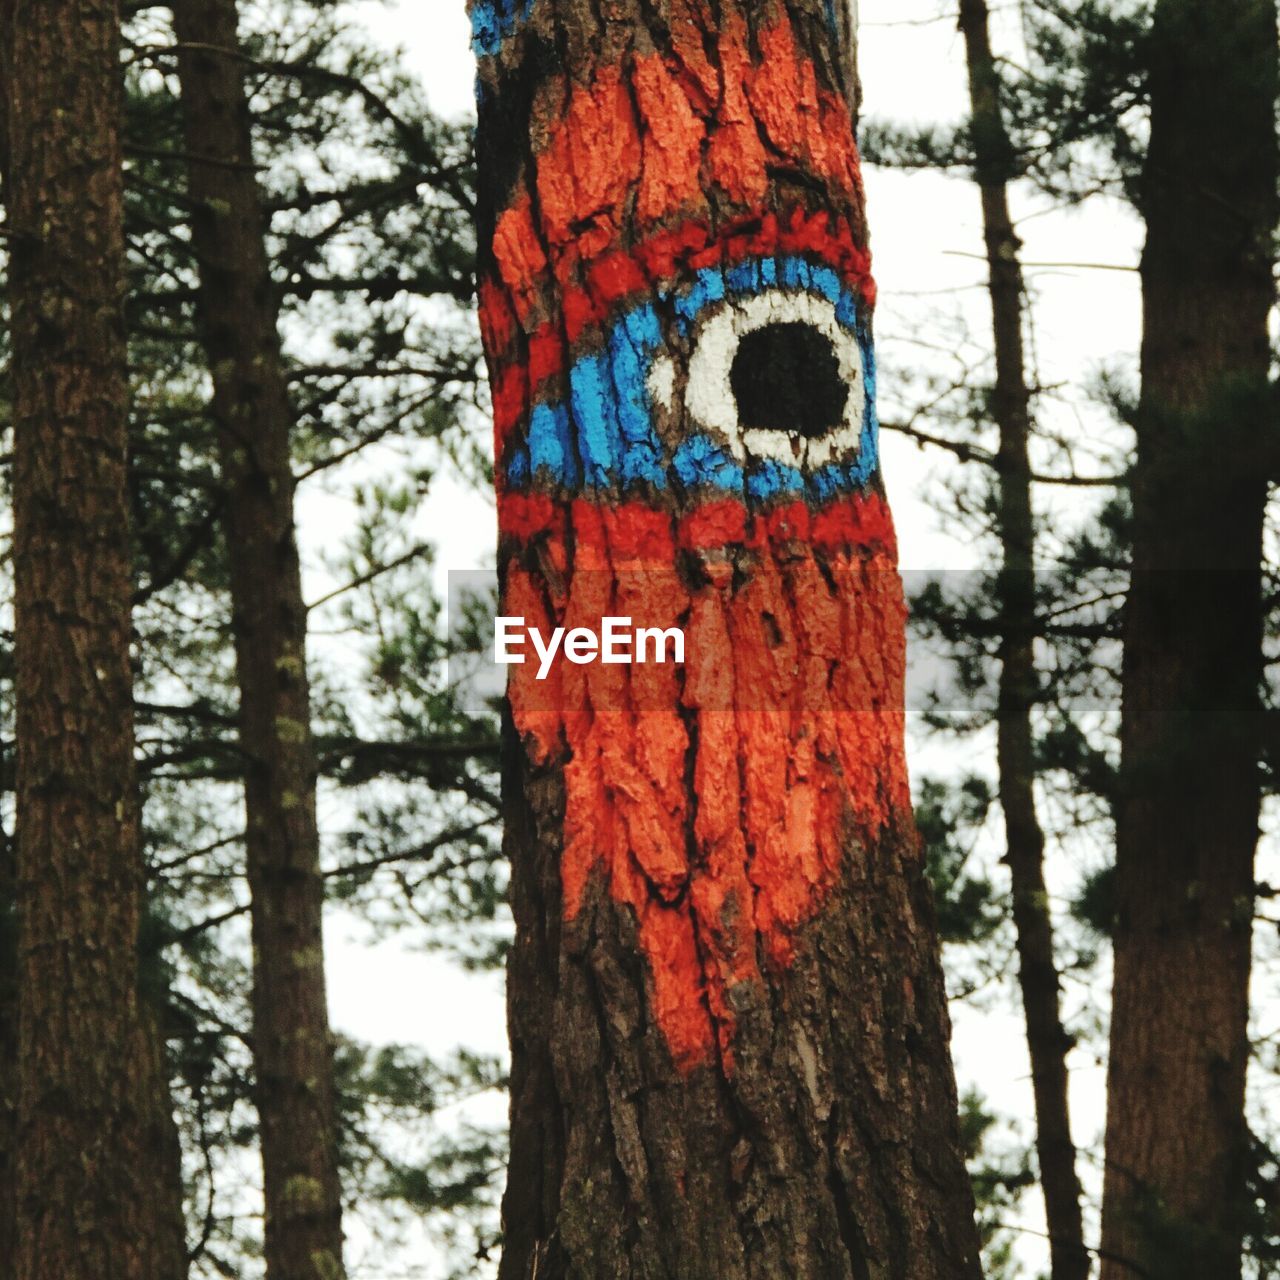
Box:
0;0;1276;1278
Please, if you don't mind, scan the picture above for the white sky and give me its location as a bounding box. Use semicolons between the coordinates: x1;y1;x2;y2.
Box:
316;2;1149;1273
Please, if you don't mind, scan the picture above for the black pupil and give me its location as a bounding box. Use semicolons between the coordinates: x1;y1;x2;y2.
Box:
730;321;849;439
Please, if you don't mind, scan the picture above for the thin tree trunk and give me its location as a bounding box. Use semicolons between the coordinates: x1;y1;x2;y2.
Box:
1101;2;1277;1277
138;1001;192;1280
473;3;984;1277
4;1;187;1275
957;4;1090;1278
170;4;345;1277
0;28;19;1280
0;830;15;1278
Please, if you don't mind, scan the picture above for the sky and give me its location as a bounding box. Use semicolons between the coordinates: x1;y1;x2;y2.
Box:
313;1;1149;1272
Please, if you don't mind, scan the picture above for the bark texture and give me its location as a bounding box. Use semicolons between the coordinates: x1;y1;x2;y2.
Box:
958;4;1088;1278
4;1;187;1275
473;3;984;1278
171;4;346;1277
0;48;14;1267
137;1003;191;1280
0;831;15;1277
1101;2;1278;1277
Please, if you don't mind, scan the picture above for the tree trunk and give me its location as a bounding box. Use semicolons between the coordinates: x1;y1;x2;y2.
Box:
138;1000;191;1280
4;1;188;1275
0;45;15;1278
1101;2;1278;1277
0;48;14;1271
472;3;984;1277
170;5;346;1278
0;830;15;1277
957;4;1089;1278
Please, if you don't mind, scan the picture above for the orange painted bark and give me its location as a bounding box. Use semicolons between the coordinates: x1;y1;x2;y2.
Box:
472;4;983;1277
504;493;909;1069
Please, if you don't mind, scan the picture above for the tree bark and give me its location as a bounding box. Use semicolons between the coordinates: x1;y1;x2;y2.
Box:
472;3;984;1278
137;1001;191;1280
0;44;14;1270
957;4;1089;1278
0;830;15;1278
170;4;346;1278
1101;2;1278;1277
4;1;188;1275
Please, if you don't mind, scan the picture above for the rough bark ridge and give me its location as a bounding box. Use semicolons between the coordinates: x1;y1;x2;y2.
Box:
957;4;1088;1278
4;1;187;1275
472;3;984;1277
171;3;346;1277
1101;2;1278;1277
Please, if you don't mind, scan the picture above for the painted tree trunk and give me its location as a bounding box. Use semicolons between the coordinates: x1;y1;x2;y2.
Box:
1101;1;1277;1277
171;4;346;1278
470;3;985;1277
957;4;1088;1278
4;1;188;1275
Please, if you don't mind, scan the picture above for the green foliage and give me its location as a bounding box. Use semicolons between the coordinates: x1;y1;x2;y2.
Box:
918;776;1004;945
1069;862;1115;940
863;1;1153;202
959;1090;1038;1280
859;120;971;172
1010;0;1153;202
335;1042;506;1271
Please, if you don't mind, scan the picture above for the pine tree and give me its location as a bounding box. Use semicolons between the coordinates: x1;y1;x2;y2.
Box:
957;3;1089;1276
116;3;503;1270
0;2;499;1272
3;0;188;1274
472;2;983;1276
888;0;1280;1269
1102;1;1278;1275
170;2;345;1274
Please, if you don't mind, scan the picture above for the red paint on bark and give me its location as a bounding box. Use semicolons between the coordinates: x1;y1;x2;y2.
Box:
536;64;644;257
504;494;909;1070
488;19;871;347
487;15;906;1073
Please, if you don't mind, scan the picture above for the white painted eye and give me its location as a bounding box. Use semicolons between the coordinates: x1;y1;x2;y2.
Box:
648;290;866;469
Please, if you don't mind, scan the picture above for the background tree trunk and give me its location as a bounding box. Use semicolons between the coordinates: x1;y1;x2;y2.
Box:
171;3;346;1277
473;2;984;1277
0;44;15;1275
1101;1;1278;1276
957;4;1089;1278
0;830;15;1278
4;1;188;1275
138;1001;191;1280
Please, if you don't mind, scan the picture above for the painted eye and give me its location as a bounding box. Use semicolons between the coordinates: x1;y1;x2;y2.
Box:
647;268;875;491
505;254;877;503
